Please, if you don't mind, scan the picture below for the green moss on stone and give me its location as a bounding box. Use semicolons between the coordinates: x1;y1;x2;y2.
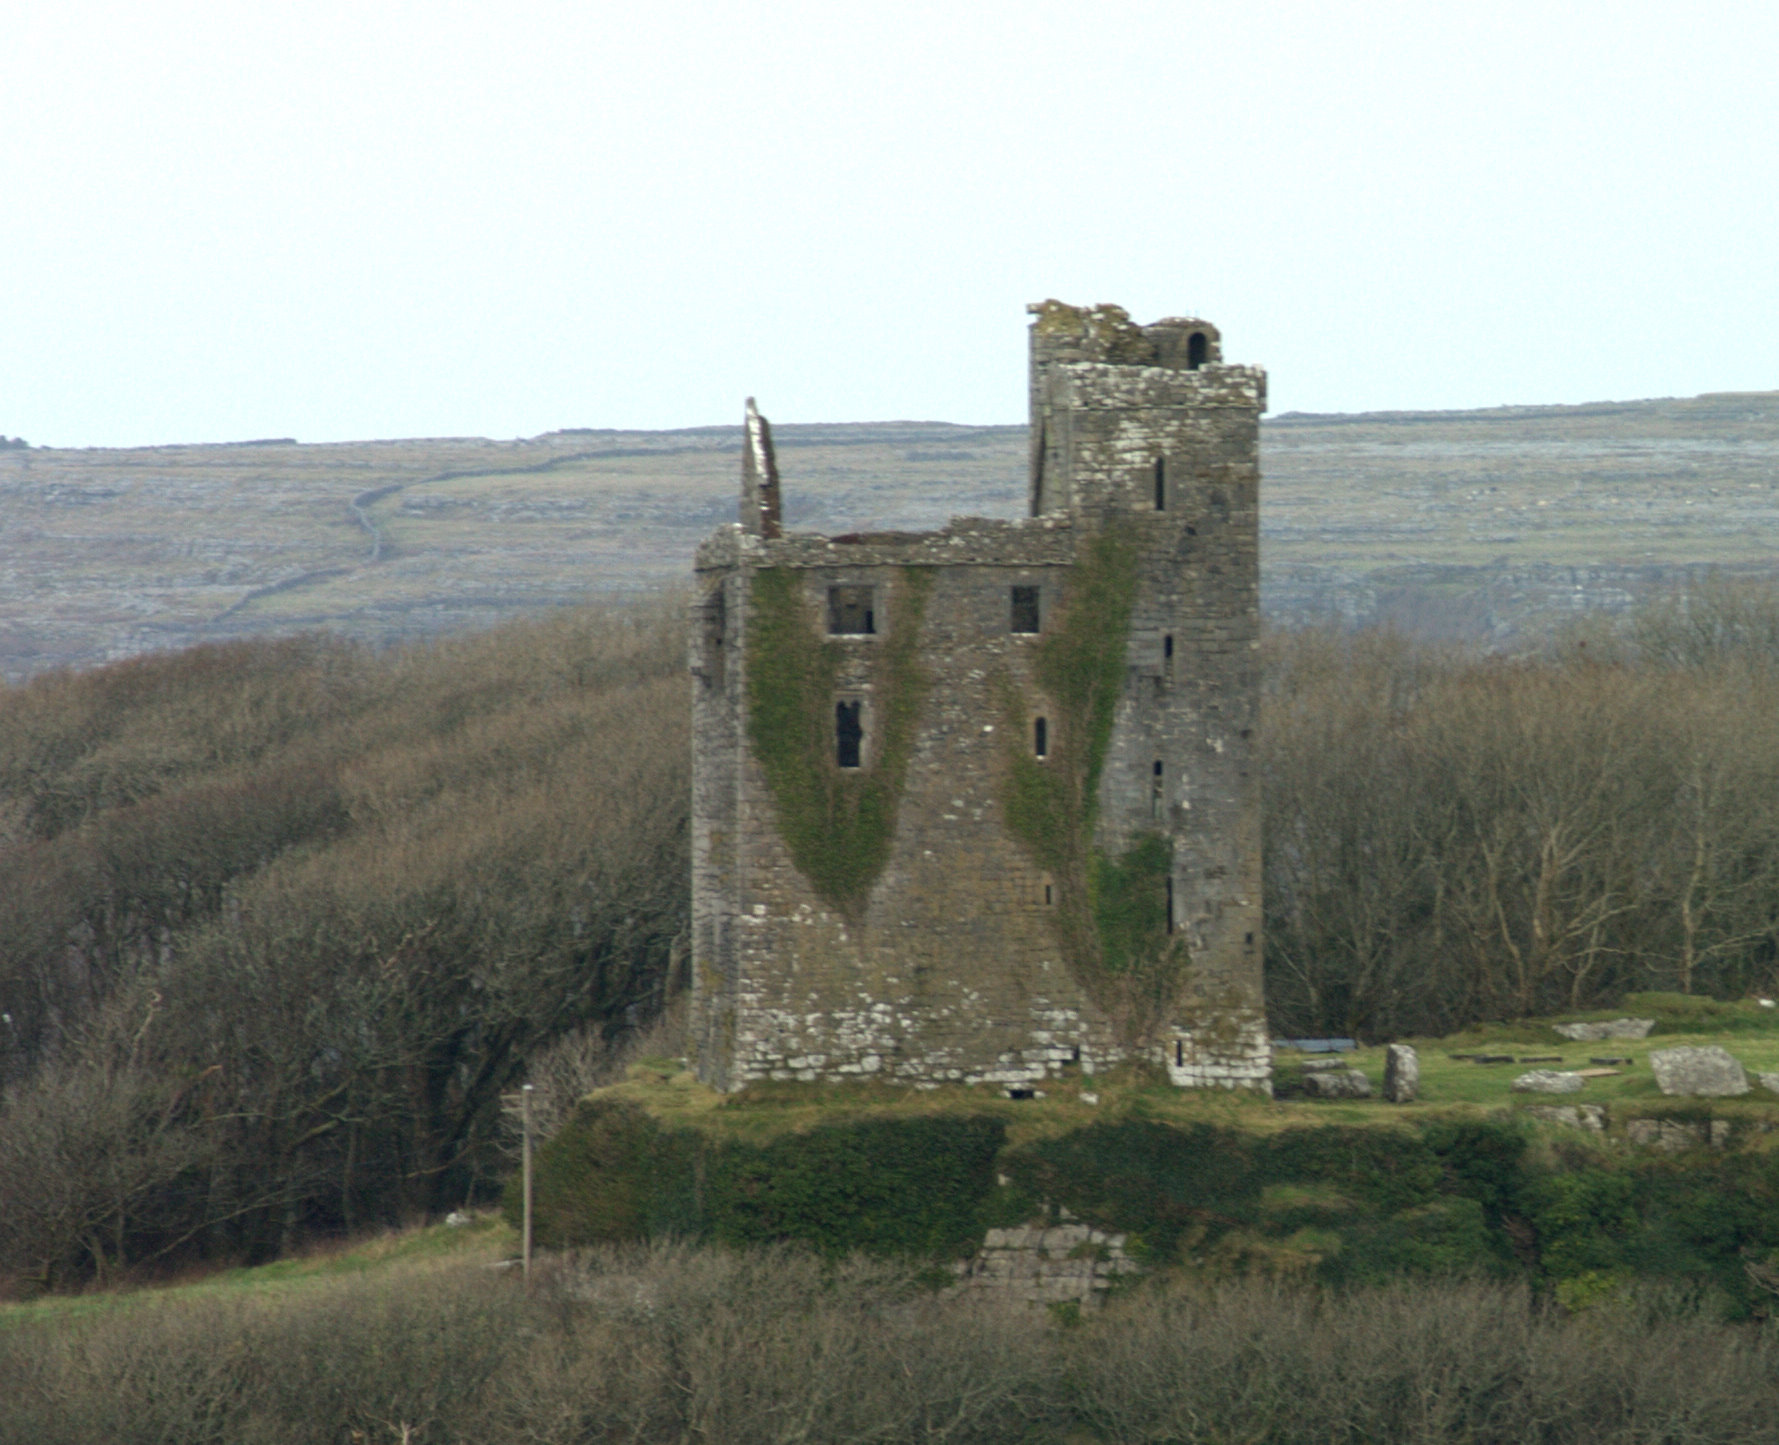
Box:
746;566;932;915
997;526;1185;1019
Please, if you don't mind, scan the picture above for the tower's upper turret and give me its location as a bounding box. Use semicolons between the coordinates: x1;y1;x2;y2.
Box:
1025;301;1262;520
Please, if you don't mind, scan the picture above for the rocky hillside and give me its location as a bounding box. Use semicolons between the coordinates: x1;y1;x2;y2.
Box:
5;390;1779;679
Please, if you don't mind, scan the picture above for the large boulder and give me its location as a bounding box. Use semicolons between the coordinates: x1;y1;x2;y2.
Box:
1552;1018;1655;1042
1383;1044;1419;1103
1649;1045;1749;1096
1512;1070;1585;1094
1302;1068;1371;1099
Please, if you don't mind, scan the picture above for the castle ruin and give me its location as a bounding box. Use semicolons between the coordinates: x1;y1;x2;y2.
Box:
689;301;1268;1092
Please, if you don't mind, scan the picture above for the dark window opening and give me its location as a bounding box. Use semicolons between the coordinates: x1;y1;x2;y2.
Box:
1151;759;1164;820
836;700;863;768
1175;1039;1184;1067
1034;716;1049;758
1163;633;1174;677
1070;1043;1081;1063
828;586;875;635
1008;1087;1036;1100
1187;331;1208;369
1244;932;1255;946
1010;585;1041;634
1043;879;1054;905
1153;456;1166;510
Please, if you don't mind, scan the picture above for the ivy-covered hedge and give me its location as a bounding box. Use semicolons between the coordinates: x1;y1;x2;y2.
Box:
509;1101;1005;1259
513;1105;1779;1312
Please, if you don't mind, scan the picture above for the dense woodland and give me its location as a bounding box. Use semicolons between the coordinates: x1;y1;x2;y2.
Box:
6;582;1779;1288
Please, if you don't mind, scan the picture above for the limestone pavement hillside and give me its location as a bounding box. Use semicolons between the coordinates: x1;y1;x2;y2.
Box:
5;389;1779;680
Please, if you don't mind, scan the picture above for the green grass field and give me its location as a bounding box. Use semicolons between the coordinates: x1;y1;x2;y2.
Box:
0;1211;516;1328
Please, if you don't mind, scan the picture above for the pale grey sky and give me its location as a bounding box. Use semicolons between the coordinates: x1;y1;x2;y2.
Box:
4;0;1776;447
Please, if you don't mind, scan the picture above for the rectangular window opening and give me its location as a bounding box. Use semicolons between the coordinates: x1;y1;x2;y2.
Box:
835;700;863;768
1044;882;1054;905
1151;760;1164;820
1034;716;1048;758
1154;456;1166;511
1175;1039;1184;1067
1010;585;1041;634
828;585;876;635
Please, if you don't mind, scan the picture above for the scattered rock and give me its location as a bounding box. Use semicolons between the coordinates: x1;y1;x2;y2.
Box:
1649;1045;1749;1097
444;1211;470;1228
1625;1118;1732;1151
1300;1057;1348;1073
1574;1068;1621;1079
1524;1104;1606;1132
1302;1068;1371;1099
1079;1091;1100;1106
1512;1070;1585;1094
1383;1044;1418;1103
1552;1018;1655;1041
1760;1073;1779;1097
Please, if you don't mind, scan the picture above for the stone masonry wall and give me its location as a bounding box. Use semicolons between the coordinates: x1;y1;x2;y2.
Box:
690;303;1269;1094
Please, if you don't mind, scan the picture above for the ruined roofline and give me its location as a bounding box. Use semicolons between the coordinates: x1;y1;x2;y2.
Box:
695;512;1076;573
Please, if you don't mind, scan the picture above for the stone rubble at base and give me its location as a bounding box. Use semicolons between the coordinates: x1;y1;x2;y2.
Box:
1512;1070;1586;1094
951;1224;1139;1306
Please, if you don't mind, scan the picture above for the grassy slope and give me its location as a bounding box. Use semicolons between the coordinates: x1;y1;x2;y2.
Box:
14;994;1779;1322
0;1214;517;1328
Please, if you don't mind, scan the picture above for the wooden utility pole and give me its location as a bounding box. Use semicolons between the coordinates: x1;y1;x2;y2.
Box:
521;1083;534;1285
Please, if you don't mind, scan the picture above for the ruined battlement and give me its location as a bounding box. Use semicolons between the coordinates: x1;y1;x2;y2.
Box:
689;303;1268;1094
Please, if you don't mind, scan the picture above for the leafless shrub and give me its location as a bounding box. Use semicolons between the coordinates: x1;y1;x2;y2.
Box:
5;1250;1778;1445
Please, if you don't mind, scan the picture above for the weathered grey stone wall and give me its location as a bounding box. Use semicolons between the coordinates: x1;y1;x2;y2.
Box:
690;303;1269;1093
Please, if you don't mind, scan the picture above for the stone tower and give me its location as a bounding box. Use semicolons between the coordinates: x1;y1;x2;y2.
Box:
689;302;1267;1093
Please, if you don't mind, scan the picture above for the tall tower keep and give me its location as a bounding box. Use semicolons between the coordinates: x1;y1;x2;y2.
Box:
689;302;1268;1092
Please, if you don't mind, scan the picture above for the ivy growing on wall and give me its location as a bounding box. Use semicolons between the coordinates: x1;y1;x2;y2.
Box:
998;526;1187;1023
746;566;933;915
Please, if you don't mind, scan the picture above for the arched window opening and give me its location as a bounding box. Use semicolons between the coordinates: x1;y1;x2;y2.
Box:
836;700;863;768
1187;331;1208;370
1153;456;1166;510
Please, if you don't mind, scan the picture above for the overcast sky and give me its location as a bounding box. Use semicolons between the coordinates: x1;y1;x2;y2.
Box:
4;1;1776;447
